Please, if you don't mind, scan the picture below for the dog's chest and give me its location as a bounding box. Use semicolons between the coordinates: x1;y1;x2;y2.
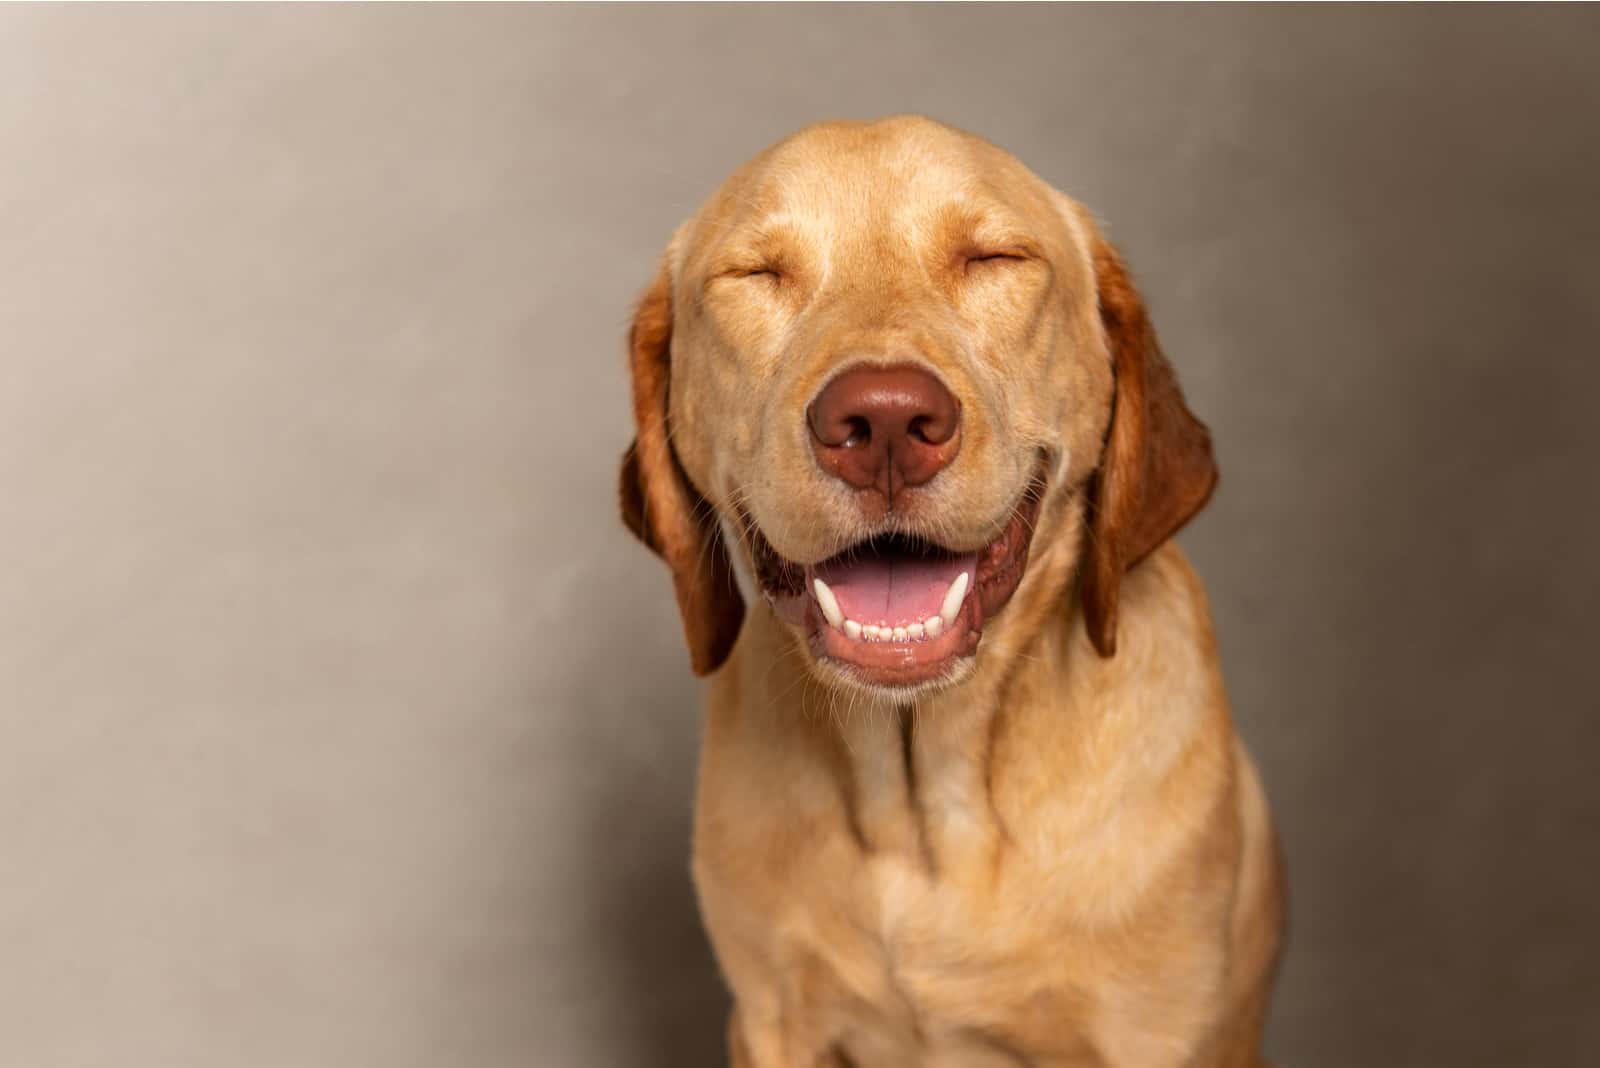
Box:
850;848;1008;990
778;748;1076;1057
769;833;1093;1065
693;716;1239;1067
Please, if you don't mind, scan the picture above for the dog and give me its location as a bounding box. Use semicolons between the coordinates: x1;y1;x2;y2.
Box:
619;116;1284;1067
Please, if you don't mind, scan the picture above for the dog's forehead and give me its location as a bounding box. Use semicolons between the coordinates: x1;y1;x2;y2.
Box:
762;118;989;197
695;117;1060;251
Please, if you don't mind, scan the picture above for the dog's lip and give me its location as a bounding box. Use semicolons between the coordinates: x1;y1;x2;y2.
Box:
743;467;1047;689
804;582;984;687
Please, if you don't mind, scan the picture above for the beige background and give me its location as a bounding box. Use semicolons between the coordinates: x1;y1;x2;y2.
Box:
3;6;1598;1067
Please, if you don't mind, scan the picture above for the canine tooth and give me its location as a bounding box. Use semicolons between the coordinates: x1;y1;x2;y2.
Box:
892;626;908;642
908;622;925;640
924;615;944;638
939;572;970;627
812;578;844;629
843;619;862;640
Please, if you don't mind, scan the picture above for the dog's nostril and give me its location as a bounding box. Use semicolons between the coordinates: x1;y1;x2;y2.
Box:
807;362;963;497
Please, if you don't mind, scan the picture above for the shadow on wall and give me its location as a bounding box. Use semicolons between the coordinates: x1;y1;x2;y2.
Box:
581;758;729;1067
568;564;731;1066
1190;17;1600;1063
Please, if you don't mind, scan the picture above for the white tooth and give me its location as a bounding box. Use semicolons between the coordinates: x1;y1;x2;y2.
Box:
813;578;844;629
863;625;881;641
939;571;970;627
924;615;944;638
843;619;862;640
908;622;925;640
892;626;908;642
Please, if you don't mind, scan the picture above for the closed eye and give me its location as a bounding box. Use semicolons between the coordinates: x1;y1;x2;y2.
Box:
703;259;793;300
713;265;784;289
964;250;1031;269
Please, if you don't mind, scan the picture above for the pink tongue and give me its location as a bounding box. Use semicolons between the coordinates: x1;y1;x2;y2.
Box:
812;552;976;626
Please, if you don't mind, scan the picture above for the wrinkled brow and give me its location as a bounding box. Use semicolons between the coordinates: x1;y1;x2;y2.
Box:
701;219;811;276
925;200;1045;258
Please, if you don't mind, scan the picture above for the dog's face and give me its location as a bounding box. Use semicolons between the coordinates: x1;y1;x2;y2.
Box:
622;117;1216;698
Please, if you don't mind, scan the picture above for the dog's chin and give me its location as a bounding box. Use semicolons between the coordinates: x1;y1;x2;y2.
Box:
742;469;1047;699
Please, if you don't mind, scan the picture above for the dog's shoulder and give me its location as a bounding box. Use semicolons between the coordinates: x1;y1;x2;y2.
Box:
1092;541;1221;674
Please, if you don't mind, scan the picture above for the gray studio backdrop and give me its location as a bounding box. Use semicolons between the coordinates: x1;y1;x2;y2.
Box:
3;6;1597;1067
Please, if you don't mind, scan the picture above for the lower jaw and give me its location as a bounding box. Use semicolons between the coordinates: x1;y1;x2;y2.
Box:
805;591;984;688
764;472;1045;692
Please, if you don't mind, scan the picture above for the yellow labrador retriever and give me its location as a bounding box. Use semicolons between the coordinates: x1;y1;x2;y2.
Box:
620;116;1284;1067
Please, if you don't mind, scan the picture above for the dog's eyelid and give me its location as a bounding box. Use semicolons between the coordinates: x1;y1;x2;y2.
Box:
959;245;1040;272
957;232;1041;261
708;264;785;286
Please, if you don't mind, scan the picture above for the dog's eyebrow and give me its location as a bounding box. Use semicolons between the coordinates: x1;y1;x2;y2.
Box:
703;221;805;275
930;201;1041;256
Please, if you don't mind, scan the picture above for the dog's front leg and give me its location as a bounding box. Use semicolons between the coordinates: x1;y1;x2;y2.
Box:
727;1008;753;1068
725;1004;799;1068
726;1003;843;1068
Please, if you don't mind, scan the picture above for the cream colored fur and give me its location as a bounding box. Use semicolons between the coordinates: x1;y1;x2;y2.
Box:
625;116;1284;1067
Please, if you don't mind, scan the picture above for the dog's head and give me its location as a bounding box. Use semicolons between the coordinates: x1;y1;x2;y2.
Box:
621;117;1215;698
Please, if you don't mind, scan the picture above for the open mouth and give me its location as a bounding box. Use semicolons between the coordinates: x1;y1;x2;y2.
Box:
744;472;1046;689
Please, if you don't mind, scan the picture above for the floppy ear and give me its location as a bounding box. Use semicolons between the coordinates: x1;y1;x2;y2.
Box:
618;263;745;675
1079;235;1219;657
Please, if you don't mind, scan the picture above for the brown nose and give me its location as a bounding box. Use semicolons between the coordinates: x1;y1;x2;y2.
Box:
807;363;961;503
